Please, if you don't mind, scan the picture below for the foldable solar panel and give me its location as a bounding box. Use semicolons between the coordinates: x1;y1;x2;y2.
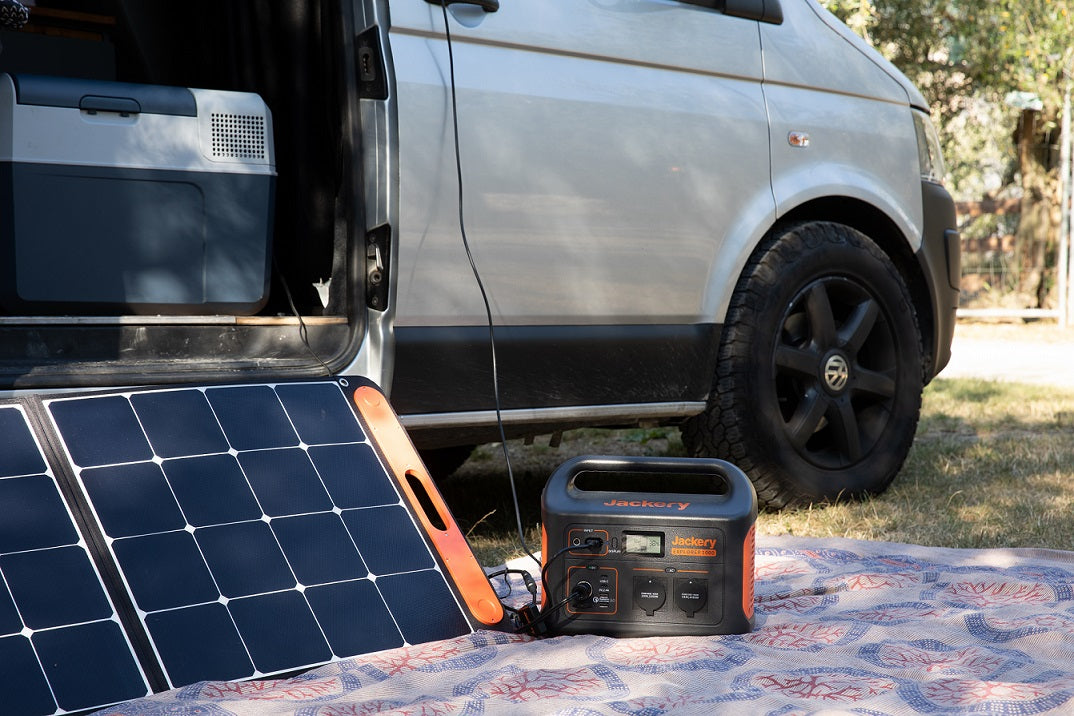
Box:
0;378;506;714
0;405;151;714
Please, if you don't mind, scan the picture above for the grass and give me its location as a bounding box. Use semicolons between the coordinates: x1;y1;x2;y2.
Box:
762;378;1074;549
437;377;1074;565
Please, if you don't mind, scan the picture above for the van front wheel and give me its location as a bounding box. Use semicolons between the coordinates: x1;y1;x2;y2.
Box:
682;222;923;509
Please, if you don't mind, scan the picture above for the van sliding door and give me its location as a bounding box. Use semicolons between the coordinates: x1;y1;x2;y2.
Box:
388;0;773;418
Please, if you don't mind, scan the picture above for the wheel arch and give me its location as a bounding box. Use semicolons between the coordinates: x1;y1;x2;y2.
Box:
776;197;937;382
707;196;937;384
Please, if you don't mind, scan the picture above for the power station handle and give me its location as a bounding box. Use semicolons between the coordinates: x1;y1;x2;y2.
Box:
559;456;754;501
425;0;500;12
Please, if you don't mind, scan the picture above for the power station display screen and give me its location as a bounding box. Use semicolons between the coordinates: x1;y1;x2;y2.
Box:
622;531;663;555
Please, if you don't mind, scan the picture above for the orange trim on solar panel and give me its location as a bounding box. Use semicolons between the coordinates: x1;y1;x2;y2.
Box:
540;525;548;609
351;385;505;626
743;523;756;620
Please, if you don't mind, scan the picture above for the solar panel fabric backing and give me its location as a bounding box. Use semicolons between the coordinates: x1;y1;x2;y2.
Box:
0;378;476;711
0;405;151;714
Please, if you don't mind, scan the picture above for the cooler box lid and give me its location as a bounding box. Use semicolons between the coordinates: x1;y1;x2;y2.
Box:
11;73;196;116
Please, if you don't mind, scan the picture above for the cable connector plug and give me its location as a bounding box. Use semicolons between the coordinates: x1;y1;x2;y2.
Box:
515;603;550;637
569;580;594;605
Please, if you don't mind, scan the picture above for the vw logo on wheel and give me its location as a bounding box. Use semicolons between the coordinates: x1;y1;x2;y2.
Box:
823;354;850;392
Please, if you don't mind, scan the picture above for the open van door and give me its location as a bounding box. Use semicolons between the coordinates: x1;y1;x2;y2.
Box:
0;0;380;390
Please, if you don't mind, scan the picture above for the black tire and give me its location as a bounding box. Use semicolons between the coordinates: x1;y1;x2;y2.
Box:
682;222;923;509
418;444;476;480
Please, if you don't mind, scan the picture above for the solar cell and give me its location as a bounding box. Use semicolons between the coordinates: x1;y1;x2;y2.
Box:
0;474;78;553
130;389;230;458
0;407;46;476
43;380;477;690
48;395;153;467
342;504;437;575
236;448;334;516
81;462;187;538
161;454;262;526
203;384;299;451
377;570;473;644
270;512;368;585
0;406;150;715
2;546;113;629
308;443;401;508
0;635;55;715
276;381;367;445
111;531;219;612
145;603;253;686
33;620;148;712
304;579;403;656
227;591;333;674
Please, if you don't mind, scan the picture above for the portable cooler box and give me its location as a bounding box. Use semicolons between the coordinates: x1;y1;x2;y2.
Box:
0;73;276;314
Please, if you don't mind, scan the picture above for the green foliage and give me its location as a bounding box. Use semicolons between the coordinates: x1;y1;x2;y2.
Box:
973;1;1073;111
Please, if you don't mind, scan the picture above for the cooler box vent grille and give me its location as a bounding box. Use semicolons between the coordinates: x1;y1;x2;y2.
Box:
210;112;267;160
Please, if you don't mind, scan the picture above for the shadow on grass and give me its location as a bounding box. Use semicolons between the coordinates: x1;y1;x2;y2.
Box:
436;428;686;563
773;377;1074;550
436;378;1074;559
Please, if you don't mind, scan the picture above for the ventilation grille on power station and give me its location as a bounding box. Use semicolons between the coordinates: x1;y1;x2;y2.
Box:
210;112;267;161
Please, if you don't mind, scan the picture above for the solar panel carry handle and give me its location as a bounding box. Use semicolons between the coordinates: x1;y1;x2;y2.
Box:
350;385;507;629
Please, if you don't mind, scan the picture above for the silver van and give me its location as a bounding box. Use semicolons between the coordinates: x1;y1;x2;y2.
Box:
0;0;958;508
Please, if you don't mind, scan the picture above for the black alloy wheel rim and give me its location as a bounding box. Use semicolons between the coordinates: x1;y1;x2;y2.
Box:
771;277;899;470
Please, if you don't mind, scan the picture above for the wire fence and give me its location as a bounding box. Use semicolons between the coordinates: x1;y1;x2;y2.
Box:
956;198;1071;322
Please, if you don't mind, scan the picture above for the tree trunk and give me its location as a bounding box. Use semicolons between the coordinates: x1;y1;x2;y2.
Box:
1016;109;1058;309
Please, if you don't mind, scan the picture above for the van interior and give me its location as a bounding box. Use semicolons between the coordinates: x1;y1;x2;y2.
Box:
0;0;360;389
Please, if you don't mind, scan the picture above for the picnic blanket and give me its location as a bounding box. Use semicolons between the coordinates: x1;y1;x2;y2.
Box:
96;536;1074;715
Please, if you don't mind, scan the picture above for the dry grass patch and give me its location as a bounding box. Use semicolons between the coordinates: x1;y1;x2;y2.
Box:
760;377;1074;549
438;378;1074;564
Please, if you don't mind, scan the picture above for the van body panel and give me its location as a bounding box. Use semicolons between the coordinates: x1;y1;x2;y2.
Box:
389;1;772;329
765;83;923;247
798;0;929;109
761;0;909;106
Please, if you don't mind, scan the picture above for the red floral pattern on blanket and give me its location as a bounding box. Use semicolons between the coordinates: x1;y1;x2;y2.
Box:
96;537;1074;715
940;579;1057;607
866;642;1017;676
747;669;900;702
474;666;616;701
600;640;735;666
195;678;346;701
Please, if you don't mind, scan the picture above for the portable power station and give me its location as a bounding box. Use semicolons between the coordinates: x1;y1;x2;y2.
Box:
541;456;756;637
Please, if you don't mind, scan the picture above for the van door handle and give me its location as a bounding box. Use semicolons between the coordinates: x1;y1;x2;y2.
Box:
424;0;499;13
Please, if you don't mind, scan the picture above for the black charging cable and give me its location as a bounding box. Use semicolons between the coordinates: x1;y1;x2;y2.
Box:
438;4;603;638
274;256;334;377
437;2;541;577
484;567;539;604
513;536;604;636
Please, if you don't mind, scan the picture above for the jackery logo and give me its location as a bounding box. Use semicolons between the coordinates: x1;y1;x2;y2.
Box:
672;535;719;550
603;499;690;511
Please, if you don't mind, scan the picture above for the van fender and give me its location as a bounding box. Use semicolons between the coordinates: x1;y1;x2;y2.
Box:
699;186;778;325
702;169;922;325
